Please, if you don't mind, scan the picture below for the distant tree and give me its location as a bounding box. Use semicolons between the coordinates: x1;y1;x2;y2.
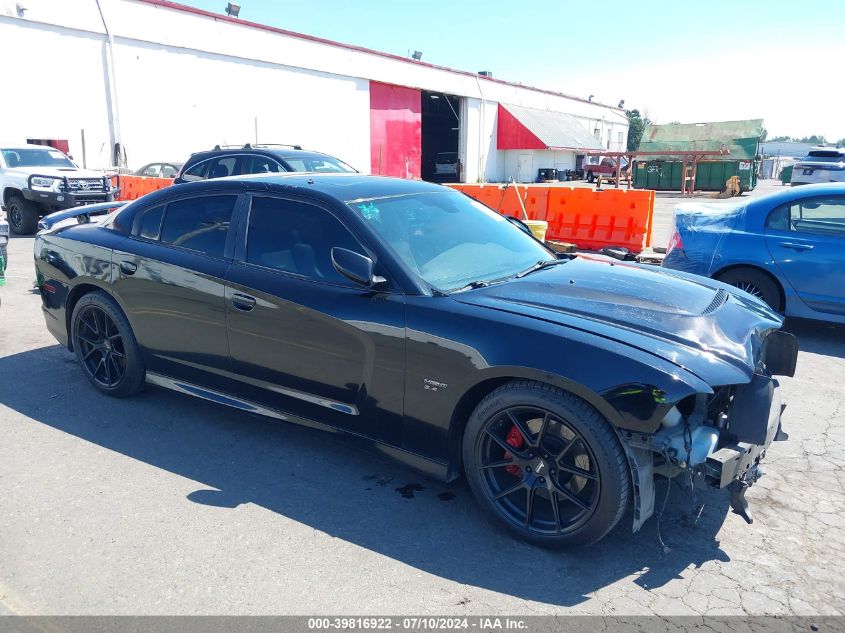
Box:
837;138;845;147
759;128;768;142
797;134;826;144
625;109;651;151
769;135;792;142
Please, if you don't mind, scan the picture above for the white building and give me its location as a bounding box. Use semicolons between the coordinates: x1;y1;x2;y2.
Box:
0;0;628;182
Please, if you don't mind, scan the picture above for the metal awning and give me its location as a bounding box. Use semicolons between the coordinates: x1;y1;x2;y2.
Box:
497;103;604;151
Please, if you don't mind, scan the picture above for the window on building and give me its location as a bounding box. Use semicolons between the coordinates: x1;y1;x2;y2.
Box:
618;131;624;146
593;127;601;140
246;196;365;285
160;195;237;257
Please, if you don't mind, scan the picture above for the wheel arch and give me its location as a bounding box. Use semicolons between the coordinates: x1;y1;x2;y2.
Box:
712;263;786;312
3;187;23;206
65;282;114;351
445;369;627;481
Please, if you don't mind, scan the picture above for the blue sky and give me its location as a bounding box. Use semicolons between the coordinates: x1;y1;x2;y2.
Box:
177;0;845;140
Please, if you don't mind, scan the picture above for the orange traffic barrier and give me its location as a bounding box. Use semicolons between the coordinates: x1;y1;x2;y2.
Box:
114;175;174;201
449;183;654;252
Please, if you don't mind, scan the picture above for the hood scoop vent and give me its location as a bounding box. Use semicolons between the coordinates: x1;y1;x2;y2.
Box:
701;288;729;315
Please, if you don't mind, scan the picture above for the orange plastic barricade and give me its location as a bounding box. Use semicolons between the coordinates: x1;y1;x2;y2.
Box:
115;175;174;201
448;184;655;253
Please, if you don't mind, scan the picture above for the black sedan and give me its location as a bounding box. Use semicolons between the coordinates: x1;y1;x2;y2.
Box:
34;174;797;547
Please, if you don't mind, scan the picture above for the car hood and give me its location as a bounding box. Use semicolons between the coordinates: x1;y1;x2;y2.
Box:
9;167;105;179
452;255;783;386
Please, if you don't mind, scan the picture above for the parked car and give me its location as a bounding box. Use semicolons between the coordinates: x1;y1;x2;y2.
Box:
663;183;845;323
584;155;628;183
135;162;183;179
434;152;460;180
173;143;357;184
0;143;118;235
791;147;845;186
34;173;796;547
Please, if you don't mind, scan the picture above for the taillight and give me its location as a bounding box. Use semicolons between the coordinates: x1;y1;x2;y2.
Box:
667;228;684;254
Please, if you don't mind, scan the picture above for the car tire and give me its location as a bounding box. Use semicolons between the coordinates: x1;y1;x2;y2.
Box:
70;290;146;397
463;380;630;548
587;171;595;183
6;195;39;235
717;268;782;312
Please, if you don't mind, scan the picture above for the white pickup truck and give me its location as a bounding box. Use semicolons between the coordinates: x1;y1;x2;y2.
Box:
0;144;117;235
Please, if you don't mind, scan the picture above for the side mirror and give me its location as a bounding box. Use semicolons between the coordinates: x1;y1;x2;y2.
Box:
331;247;385;287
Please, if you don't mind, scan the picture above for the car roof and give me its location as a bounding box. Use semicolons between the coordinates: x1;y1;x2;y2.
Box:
0;143;62;150
134;173;450;207
747;182;845;210
187;147;338;161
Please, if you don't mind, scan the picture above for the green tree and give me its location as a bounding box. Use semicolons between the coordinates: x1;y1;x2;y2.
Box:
626;109;650;151
760;128;768;142
797;134;826;144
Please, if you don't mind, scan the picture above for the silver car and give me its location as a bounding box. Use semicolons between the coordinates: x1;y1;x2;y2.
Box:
791;147;845;186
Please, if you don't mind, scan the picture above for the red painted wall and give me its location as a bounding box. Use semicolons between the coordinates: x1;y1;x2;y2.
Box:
370;81;421;179
496;104;546;150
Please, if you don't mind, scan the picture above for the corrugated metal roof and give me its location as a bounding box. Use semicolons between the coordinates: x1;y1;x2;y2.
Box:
639;119;764;160
501;104;605;151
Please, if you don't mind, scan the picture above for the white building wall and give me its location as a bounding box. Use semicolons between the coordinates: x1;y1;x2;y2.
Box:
0;0;627;179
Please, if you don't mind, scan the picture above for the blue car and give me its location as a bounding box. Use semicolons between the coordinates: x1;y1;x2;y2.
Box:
662;183;845;323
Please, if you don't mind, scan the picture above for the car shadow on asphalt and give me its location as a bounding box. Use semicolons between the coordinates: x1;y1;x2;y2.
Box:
0;344;736;607
783;318;845;360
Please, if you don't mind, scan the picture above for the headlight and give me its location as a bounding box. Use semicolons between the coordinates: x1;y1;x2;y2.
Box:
31;176;63;190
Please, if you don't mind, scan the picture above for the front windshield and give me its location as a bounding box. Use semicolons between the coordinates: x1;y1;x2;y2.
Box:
348;190;554;291
2;148;75;168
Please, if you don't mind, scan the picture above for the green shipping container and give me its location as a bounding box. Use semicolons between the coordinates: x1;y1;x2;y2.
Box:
632;159;758;192
632;119;763;192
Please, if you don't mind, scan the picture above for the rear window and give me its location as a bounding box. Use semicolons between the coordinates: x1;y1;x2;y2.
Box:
279;154;356;173
804;151;845;162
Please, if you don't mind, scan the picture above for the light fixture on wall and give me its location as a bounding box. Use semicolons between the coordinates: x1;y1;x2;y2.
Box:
16;2;27;15
224;2;241;17
588;94;594;102
411;51;423;61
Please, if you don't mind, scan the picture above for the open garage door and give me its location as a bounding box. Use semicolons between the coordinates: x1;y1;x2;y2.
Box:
422;91;461;182
370;81;421;179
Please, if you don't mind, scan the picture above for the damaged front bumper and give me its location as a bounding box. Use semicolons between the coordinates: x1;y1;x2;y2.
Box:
704;375;787;523
625;329;797;532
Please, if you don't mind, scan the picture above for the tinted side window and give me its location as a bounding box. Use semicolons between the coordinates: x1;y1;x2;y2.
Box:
765;204;790;231
246;197;364;284
160;195;237;257
139;205;165;240
181;160;209;182
246;156;283;175
207;156;239;179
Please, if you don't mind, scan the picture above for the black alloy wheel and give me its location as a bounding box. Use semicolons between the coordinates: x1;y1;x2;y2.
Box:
74;304;127;388
476;405;600;536
70;290;146;397
464;381;629;547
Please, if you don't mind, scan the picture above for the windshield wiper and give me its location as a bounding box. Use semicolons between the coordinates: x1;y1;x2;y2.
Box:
516;258;568;278
450;280;492;293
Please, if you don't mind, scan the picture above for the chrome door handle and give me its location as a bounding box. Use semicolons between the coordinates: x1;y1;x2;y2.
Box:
231;293;256;311
119;261;137;275
778;242;814;251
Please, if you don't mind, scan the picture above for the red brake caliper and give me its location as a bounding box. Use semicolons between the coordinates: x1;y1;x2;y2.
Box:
503;425;524;477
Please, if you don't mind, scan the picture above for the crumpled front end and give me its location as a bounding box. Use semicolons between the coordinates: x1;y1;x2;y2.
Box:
624;329;798;529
